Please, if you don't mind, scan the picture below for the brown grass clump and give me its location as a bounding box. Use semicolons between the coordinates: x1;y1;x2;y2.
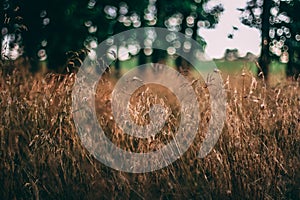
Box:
0;62;299;199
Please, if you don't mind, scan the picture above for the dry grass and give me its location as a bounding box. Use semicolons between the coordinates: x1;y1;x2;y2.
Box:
0;62;299;199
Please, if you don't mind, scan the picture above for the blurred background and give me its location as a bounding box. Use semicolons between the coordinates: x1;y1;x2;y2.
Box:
0;0;299;79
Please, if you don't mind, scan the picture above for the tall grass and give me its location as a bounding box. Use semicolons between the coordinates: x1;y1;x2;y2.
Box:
0;62;299;199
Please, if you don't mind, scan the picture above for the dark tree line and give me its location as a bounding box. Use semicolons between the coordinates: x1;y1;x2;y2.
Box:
239;0;300;80
2;0;300;79
1;0;223;73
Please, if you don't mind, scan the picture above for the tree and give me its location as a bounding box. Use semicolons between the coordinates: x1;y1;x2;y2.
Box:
281;0;300;78
1;0;224;73
239;0;300;80
141;0;224;65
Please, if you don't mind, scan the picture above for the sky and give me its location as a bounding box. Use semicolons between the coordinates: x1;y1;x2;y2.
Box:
200;0;261;59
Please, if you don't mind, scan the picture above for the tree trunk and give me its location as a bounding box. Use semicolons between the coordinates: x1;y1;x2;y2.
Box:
258;0;272;80
114;59;121;78
286;41;300;80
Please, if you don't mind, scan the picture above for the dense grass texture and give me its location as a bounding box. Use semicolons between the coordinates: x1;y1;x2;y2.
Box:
0;62;299;199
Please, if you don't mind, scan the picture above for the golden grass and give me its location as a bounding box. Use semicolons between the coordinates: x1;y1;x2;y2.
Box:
0;63;299;199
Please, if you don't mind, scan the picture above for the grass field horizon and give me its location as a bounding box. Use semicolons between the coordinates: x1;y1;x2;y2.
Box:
115;57;287;82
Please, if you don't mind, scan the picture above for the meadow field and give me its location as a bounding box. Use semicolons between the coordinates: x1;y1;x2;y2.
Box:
0;59;299;199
